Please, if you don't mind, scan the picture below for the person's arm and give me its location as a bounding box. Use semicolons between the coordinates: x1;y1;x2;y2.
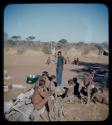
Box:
62;56;64;69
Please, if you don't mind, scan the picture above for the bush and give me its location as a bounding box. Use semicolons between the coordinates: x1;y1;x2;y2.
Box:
82;49;90;55
17;48;25;55
42;46;51;54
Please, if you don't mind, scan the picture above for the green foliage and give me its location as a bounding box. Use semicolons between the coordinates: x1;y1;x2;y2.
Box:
58;39;68;44
26;36;35;41
11;36;21;41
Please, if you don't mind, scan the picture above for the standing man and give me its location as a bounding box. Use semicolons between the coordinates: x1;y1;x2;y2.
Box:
56;51;64;87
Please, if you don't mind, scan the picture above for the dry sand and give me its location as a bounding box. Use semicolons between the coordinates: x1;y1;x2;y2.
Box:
3;50;109;121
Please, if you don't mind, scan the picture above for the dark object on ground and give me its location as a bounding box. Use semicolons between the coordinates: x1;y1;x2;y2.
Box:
26;75;41;84
61;87;68;98
103;50;108;56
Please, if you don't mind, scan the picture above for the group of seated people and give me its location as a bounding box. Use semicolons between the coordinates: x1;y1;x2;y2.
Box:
31;70;108;118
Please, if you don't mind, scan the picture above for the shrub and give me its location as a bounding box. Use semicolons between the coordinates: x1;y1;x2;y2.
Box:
42;46;51;54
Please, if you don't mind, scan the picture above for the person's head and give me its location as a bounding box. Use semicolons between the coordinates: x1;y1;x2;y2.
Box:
73;77;77;83
87;69;95;74
39;79;46;87
68;79;73;86
91;87;98;94
58;51;62;56
42;74;47;80
50;75;56;82
42;71;49;77
98;88;103;94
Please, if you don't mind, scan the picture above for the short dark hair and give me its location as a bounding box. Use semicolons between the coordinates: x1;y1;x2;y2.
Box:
39;79;45;86
68;79;73;84
98;88;103;93
42;71;49;76
58;51;61;54
73;77;77;83
50;75;56;79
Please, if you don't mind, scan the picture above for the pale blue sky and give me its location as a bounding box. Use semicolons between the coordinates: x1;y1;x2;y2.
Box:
4;4;108;43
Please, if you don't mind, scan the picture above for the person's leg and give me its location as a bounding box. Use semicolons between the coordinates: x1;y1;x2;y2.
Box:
56;67;62;86
58;67;63;86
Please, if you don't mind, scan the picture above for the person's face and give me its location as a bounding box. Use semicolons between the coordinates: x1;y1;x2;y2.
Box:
58;52;61;56
43;75;47;80
52;78;56;82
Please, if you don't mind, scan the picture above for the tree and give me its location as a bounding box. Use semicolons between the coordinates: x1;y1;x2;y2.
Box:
26;36;35;41
11;36;21;41
58;39;68;45
57;39;68;49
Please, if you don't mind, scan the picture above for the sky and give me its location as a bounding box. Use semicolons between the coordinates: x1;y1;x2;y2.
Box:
4;4;108;43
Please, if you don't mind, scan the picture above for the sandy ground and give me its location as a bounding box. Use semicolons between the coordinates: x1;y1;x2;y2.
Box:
4;54;108;84
4;53;108;100
3;52;109;121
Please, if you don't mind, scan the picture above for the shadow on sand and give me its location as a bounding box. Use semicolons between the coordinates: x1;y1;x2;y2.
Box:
70;61;109;87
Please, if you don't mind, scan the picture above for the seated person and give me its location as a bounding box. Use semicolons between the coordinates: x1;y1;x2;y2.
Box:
73;77;81;99
46;57;51;64
80;86;88;96
67;56;70;64
31;79;55;118
91;87;108;104
32;79;52;110
41;71;50;90
83;69;95;87
49;75;56;94
62;79;74;102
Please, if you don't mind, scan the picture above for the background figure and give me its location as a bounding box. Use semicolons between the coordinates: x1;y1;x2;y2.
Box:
46;57;51;65
56;51;64;86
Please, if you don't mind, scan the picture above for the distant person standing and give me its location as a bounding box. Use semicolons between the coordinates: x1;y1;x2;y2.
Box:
56;51;64;87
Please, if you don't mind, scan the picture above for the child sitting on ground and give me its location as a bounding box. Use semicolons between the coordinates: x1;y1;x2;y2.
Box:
46;57;51;65
62;79;74;103
73;77;81;99
91;87;108;104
